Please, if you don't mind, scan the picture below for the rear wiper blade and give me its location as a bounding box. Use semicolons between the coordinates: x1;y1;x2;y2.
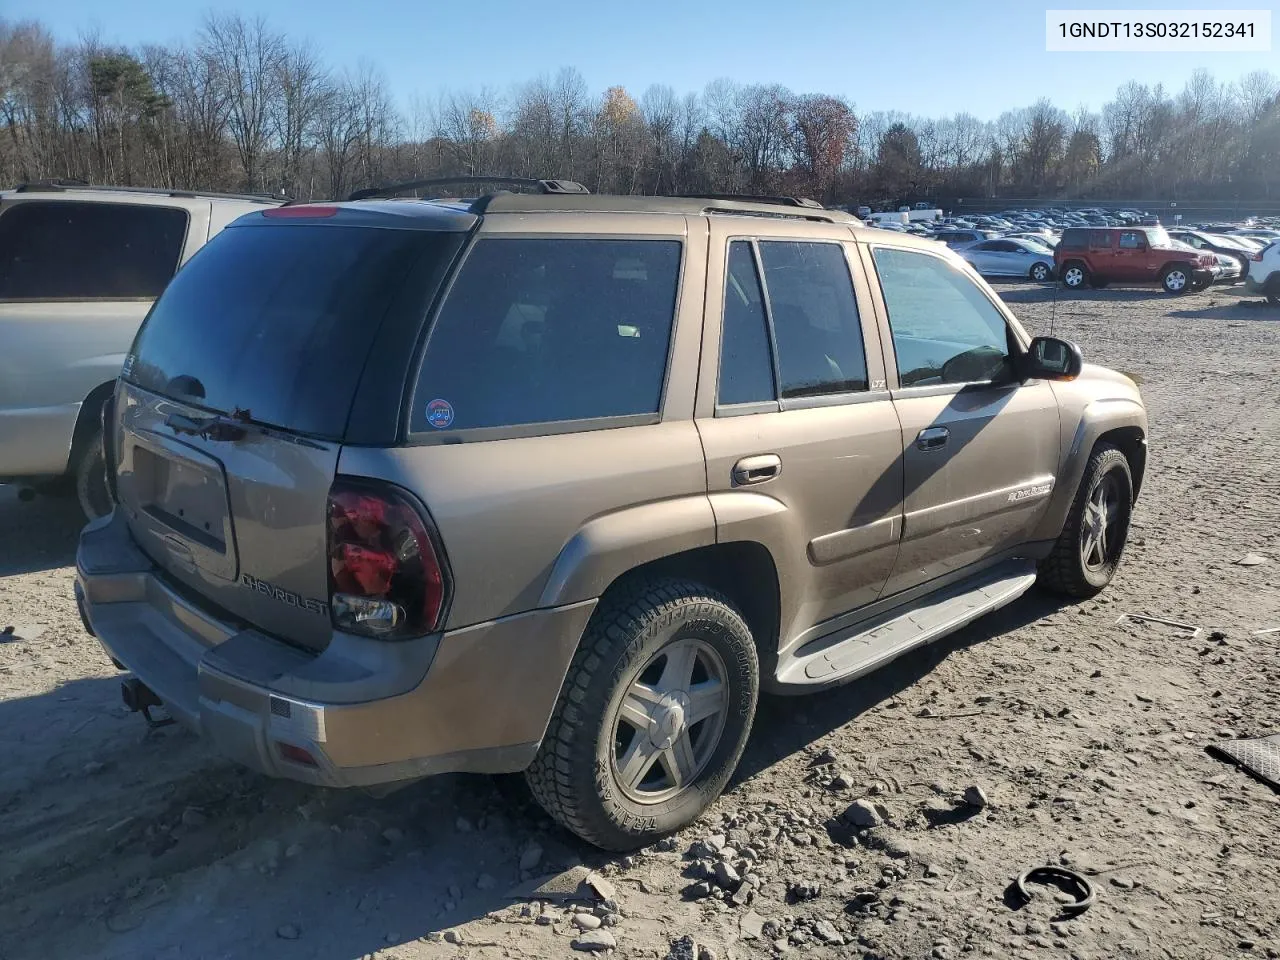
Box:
164;408;253;442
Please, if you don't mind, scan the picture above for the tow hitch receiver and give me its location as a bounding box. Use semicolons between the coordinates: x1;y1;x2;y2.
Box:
121;677;174;729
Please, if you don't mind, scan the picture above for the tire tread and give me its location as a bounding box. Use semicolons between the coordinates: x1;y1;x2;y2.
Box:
1037;443;1131;599
525;577;755;850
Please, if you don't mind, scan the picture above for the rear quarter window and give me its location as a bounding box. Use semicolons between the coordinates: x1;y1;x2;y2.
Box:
1060;229;1088;251
0;200;188;300
411;238;682;434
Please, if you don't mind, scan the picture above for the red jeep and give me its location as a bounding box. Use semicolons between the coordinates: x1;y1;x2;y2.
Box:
1055;226;1215;294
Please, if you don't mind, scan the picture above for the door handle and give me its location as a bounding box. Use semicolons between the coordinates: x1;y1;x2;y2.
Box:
732;454;782;485
916;426;950;451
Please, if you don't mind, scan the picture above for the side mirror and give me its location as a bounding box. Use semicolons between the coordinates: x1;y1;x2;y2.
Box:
1023;336;1083;381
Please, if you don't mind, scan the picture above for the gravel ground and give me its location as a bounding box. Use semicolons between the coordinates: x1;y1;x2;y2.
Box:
1;283;1277;960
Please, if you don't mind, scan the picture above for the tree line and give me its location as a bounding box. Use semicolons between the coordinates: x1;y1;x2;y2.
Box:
2;14;1279;208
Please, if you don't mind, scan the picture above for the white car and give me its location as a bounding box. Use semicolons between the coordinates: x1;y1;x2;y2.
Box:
1244;239;1280;304
959;237;1056;281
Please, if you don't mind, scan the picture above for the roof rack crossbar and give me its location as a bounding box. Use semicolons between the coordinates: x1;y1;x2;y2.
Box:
348;176;589;202
677;193;825;209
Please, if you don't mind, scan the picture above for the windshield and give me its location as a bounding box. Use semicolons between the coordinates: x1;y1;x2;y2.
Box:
1145;226;1173;248
1205;234;1248;250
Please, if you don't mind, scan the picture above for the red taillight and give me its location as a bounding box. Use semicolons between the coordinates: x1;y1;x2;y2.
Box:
326;479;449;639
263;205;339;218
1249;250;1264;262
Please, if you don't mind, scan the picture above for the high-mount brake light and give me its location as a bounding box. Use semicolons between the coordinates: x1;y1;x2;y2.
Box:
263;205;339;218
326;479;448;639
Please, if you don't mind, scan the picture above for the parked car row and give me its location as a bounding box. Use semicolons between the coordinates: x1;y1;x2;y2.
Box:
859;204;1279;296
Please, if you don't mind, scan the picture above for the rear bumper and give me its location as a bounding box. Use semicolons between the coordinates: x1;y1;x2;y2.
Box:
76;510;595;788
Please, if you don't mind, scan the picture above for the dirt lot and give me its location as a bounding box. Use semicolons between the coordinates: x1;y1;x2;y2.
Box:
1;284;1277;960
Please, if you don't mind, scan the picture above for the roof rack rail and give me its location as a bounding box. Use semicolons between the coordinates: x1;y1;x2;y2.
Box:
10;180;284;204
348;176;589;203
14;178;91;191
678;193;825;209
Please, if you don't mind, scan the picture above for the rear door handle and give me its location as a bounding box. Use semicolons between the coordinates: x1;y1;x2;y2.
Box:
732;454;782;485
916;427;950;451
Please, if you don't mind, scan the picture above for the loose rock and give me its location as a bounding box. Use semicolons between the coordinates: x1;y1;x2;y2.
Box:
572;930;618;953
812;920;844;945
962;785;989;809
713;860;742;889
843;799;882;829
519;842;544;872
574;912;604;930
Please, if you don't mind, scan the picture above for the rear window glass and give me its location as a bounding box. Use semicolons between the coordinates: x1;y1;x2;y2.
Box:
0;200;187;300
411;238;681;432
127;225;449;440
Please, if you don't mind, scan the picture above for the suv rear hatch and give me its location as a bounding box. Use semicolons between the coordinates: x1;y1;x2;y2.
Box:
114;205;469;652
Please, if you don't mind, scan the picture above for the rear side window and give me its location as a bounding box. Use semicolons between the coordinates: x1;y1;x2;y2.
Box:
412;238;681;432
0;200;187;300
1090;230;1114;249
128;225;450;440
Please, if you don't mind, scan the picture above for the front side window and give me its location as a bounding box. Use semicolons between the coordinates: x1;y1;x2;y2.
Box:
0;200;188;300
413;238;681;432
758;241;868;398
871;247;1013;388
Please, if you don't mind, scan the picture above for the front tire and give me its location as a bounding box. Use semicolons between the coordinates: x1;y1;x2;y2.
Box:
1161;265;1191;294
1030;262;1051;282
1037;444;1134;599
525;579;759;851
74;428;113;521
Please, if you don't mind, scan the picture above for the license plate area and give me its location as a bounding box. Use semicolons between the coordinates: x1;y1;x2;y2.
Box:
124;431;239;581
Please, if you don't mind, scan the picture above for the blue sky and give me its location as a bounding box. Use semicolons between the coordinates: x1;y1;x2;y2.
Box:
7;0;1278;118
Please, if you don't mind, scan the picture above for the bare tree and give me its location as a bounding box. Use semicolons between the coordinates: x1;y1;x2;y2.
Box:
272;40;324;198
202;13;284;191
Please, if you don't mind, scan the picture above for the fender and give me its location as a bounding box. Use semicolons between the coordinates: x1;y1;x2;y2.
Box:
538;495;717;608
1032;396;1147;542
706;489;810;657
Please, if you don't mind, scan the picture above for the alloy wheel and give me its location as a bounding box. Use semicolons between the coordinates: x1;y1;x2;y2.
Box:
1080;472;1123;571
610;637;729;804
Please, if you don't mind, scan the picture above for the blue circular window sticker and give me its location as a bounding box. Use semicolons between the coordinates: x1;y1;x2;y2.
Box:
425;398;454;429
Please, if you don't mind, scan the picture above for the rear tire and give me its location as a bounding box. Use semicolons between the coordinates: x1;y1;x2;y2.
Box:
74;428;113;521
525;578;759;851
1061;262;1087;289
1037;444;1133;599
1161;265;1191;294
1266;276;1280;306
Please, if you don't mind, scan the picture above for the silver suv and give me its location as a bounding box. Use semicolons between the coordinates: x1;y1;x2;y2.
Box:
75;178;1148;851
0;181;282;517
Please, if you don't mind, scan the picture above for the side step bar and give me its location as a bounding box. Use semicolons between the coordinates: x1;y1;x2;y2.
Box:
776;560;1038;690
